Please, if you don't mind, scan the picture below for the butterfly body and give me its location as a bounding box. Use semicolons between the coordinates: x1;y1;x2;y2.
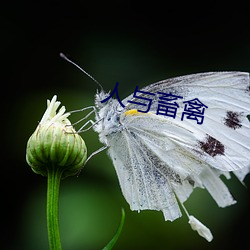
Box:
94;96;123;144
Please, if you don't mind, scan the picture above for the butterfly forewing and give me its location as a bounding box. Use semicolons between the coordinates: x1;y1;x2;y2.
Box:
121;72;250;173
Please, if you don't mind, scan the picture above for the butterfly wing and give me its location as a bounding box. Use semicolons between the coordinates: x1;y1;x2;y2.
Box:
122;72;250;173
105;72;249;221
106;120;182;221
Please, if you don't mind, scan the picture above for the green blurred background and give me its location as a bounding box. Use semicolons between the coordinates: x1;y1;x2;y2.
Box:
2;1;250;250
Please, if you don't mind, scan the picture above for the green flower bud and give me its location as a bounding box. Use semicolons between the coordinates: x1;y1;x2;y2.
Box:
26;95;87;178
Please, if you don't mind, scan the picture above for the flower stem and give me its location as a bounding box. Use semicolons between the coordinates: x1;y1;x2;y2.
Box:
47;165;63;250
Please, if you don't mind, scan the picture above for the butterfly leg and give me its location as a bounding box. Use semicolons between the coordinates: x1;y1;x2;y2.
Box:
70;106;96;126
70;105;96;114
68;106;101;132
77;145;108;176
85;145;108;165
77;119;95;132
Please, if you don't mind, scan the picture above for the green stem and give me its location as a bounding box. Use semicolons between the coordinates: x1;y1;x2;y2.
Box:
47;165;63;250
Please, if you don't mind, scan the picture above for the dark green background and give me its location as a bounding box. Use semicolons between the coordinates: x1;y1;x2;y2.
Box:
2;2;250;250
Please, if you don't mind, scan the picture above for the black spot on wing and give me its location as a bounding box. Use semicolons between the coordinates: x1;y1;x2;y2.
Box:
224;111;242;130
246;84;250;94
186;177;195;186
199;135;225;157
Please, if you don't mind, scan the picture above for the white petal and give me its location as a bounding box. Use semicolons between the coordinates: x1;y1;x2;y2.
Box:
188;215;213;242
40;95;58;123
40;95;71;125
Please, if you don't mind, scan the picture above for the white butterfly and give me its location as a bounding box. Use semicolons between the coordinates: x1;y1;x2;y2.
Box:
89;72;250;241
61;53;250;242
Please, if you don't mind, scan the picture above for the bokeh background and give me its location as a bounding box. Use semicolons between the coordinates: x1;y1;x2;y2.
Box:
2;1;250;250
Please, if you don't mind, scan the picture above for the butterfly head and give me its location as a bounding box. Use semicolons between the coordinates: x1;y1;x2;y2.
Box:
94;89;112;109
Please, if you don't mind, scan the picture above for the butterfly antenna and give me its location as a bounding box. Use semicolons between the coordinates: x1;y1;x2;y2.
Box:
60;53;104;91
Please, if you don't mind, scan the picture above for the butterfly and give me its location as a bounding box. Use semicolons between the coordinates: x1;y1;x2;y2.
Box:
92;72;250;241
61;55;250;241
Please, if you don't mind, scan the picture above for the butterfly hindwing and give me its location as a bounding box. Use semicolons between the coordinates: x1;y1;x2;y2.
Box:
107;123;182;221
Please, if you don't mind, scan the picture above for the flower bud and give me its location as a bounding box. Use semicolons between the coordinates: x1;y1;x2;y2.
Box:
26;95;87;178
